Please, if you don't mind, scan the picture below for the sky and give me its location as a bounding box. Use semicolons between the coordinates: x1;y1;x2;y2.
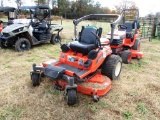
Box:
97;0;160;17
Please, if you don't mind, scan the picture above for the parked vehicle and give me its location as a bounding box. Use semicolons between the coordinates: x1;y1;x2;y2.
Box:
109;9;143;64
0;5;63;51
30;14;123;105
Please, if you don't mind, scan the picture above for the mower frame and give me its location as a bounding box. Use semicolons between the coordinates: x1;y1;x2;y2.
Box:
30;14;123;105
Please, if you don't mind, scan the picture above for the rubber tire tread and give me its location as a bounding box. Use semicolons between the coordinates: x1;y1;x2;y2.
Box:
101;54;122;80
121;51;132;64
50;34;61;45
15;38;31;52
132;39;140;50
67;89;77;105
31;72;40;87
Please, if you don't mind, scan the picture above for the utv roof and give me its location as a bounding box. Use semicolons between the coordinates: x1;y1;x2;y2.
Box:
0;7;16;12
19;5;50;10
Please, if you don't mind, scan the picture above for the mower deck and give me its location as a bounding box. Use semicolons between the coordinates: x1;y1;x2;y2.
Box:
42;59;111;97
55;72;111;97
130;50;143;59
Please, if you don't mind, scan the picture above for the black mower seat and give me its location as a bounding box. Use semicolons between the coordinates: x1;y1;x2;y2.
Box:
124;21;134;38
70;26;99;55
70;41;96;55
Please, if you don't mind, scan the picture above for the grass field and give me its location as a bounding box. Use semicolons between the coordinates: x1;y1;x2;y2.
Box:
0;19;160;120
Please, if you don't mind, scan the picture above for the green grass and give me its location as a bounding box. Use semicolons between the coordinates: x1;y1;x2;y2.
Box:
129;63;141;70
88;105;98;112
52;19;111;39
0;106;24;119
129;91;138;96
98;102;111;108
0;19;160;119
137;103;147;114
123;110;133;120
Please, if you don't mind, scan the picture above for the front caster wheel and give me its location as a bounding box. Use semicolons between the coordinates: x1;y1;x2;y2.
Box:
31;72;40;87
137;56;141;60
92;95;99;102
66;89;77;105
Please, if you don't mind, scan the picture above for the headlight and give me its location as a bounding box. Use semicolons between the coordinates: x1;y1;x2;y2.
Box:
12;27;23;33
2;33;10;37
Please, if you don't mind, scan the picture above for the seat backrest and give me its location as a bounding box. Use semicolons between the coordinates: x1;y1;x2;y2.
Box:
38;22;48;30
79;26;100;45
124;21;134;33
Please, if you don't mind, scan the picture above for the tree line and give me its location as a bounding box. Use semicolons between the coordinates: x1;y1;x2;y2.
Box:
38;0;113;19
10;0;139;19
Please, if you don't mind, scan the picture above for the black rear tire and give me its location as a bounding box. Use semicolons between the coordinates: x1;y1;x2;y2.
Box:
0;41;7;48
15;38;31;52
50;34;61;45
121;50;132;64
132;38;140;50
66;89;77;105
0;41;12;48
101;55;122;80
31;72;40;87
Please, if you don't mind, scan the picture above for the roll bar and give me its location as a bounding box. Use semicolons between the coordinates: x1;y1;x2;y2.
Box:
73;14;123;44
120;9;140;33
19;5;51;24
120;9;139;21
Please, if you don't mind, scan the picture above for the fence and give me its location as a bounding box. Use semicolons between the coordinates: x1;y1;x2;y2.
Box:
139;19;155;41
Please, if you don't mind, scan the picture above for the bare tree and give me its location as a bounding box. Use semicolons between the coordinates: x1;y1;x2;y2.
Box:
115;0;138;13
47;0;50;6
16;0;22;9
52;0;57;7
1;0;3;7
34;0;47;5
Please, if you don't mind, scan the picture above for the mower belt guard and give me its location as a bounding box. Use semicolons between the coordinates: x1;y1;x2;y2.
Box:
44;65;65;79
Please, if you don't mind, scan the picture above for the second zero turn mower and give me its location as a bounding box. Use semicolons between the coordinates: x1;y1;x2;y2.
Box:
108;9;143;64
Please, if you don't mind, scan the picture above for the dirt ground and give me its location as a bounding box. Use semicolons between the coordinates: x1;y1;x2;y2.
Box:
0;36;160;120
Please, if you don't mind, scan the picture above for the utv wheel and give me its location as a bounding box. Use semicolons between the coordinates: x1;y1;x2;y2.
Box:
132;38;140;50
121;50;132;64
66;89;77;105
0;41;7;48
101;55;122;80
31;72;40;87
15;38;31;52
50;34;61;45
0;41;12;48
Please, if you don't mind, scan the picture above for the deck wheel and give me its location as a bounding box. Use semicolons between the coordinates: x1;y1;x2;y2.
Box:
92;95;99;102
66;89;77;105
31;72;40;87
